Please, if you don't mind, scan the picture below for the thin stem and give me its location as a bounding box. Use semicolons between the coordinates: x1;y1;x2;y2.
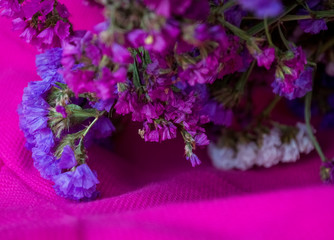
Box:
264;18;274;46
220;0;237;12
304;92;327;162
278;23;290;50
319;37;334;54
280;14;312;21
262;95;281;117
247;4;298;35
236;61;255;91
248;95;281;129
78;111;105;147
220;19;251;41
307;61;317;67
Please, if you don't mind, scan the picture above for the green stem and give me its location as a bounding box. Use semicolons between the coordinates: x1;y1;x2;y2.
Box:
278;23;290;50
221;0;237;12
264;18;274;46
307;61;317;67
220;19;251;41
314;10;334;18
319;37;334;54
236;61;255;91
304;92;327;162
78;112;105;147
247;4;298;35
280;14;312;21
262;95;281;118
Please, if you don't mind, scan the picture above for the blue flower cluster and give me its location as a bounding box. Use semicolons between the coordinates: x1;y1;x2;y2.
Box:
18;48;101;200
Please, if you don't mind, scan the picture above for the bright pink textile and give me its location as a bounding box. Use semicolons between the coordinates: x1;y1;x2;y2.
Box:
0;2;334;239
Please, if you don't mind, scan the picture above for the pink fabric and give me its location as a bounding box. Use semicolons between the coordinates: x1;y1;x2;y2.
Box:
0;2;333;239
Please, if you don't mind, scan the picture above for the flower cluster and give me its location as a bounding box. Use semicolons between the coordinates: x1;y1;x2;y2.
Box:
209;123;314;170
6;0;334;200
0;0;71;50
18;48;115;200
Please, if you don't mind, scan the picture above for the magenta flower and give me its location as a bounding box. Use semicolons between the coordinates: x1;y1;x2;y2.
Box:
271;46;313;99
254;47;275;70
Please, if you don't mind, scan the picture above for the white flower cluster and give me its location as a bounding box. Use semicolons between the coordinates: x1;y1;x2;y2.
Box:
208;123;314;170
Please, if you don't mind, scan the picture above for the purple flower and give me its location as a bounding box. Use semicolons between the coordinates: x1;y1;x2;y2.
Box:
194;132;210;146
61;31;128;100
193;24;228;47
18;79;60;179
322;161;334;184
254;47;275;70
53;164;99;201
127;21;180;54
160;123;177;141
298;0;328;34
1;0;71;50
19;48;100;200
201;101;233;126
91;116;116;139
224;5;247;27
36;48;64;83
272;46;309;99
186;153;201;167
18;47;66;179
0;0;21;17
58;145;77;170
273;67;313;100
299;19;327;34
179;57;218;85
237;0;282;18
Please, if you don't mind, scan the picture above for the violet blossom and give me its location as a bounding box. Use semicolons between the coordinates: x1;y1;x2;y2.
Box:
53;164;99;201
272;46;310;100
237;0;282;18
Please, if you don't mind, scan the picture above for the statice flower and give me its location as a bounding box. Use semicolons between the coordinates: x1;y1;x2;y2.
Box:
273;67;313;100
298;19;327;34
127;20;180;54
298;0;328;34
236;0;282;18
280;139;300;163
254;47;275;70
235;142;258;170
53;164;99;200
255;128;282;167
18;75;61;179
209;122;314;171
295;122;314;154
18;48;101;200
18;48;67;179
58;145;77;169
2;0;71;50
201;101;233;126
224;5;247;27
186;153;201;167
322;161;334;184
208;143;236;170
0;0;20;17
61;31;129;99
272;46;310;100
36;47;64;83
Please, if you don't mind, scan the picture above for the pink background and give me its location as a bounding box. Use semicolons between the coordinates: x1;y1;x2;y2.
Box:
0;1;333;239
